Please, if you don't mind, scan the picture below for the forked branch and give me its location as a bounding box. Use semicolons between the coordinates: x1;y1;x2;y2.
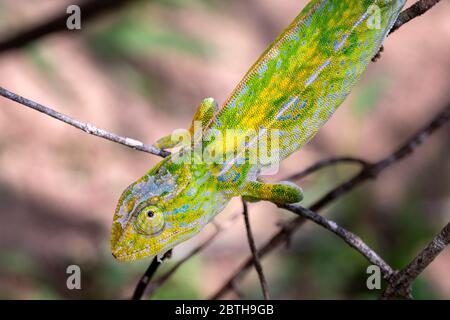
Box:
381;222;450;299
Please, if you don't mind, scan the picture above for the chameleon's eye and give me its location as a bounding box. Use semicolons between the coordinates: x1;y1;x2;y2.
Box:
133;205;165;236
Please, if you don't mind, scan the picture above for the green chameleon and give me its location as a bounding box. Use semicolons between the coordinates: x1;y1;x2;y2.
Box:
111;0;406;261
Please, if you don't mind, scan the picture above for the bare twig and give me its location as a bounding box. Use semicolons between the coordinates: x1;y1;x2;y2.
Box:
143;214;240;298
210;103;450;300
0;0;137;53
131;249;172;300
381;222;450;299
0;86;170;157
284;204;394;279
242;199;271;300
285;157;370;181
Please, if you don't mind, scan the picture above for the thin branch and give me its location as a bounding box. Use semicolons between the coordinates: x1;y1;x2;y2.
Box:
143;213;240;298
131;249;172;300
372;0;442;62
374;0;442;62
242;199;271;300
311;105;450;212
210;103;450;300
0;86;170;157
0;0;137;53
284;204;394;279
390;0;442;34
381;222;450;299
285;157;370;181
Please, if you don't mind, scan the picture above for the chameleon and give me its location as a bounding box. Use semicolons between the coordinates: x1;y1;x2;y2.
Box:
111;0;406;261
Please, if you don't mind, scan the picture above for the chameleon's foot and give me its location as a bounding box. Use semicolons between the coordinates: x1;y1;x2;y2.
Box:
156;250;172;263
154;97;219;150
190;97;219;131
242;181;303;204
372;45;384;62
154;134;184;150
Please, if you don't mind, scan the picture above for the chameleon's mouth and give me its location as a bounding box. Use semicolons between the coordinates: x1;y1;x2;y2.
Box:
110;219;174;262
110;222;153;262
111;244;151;262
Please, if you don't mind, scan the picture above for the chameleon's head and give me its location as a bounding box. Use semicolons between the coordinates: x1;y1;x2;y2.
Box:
111;159;202;261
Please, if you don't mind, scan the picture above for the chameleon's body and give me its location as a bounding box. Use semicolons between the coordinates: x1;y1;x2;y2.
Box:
111;0;406;261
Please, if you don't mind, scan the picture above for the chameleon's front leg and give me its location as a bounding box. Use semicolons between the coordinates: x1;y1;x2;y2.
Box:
242;181;303;204
153;97;219;149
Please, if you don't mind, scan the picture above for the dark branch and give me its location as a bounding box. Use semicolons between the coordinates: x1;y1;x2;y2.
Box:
285;157;370;181
375;0;442;62
0;86;170;157
381;222;450;299
284;204;394;279
311;105;450;212
210;103;450;300
242;200;271;300
390;0;442;34
142;214;240;298
0;0;136;53
131;250;172;300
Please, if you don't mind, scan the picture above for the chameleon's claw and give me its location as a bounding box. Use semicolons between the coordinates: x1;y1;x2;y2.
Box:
190;98;219;130
153;97;220;150
157;249;173;263
156;251;166;263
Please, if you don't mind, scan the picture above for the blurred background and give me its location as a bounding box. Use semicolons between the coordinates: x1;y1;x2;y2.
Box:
0;0;449;299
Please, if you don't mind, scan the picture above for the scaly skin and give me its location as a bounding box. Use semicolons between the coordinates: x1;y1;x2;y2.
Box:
111;0;406;261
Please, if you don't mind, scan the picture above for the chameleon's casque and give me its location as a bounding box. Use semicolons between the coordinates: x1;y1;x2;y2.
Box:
111;0;406;261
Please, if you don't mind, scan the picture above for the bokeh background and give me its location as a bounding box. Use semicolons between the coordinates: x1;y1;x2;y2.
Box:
0;0;449;299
